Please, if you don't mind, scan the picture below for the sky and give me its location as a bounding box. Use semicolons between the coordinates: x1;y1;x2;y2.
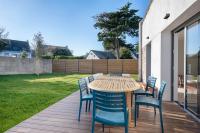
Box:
0;0;149;56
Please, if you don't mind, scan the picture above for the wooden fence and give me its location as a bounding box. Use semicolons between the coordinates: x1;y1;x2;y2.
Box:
52;59;138;74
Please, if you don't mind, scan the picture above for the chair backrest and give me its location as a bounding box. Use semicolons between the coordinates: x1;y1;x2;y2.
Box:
93;90;127;113
88;75;94;83
78;78;89;98
145;76;157;95
158;81;167;102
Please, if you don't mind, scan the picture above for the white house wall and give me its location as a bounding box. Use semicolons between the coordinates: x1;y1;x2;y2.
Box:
141;0;200;101
86;51;100;59
151;34;161;89
161;31;172;100
142;0;197;48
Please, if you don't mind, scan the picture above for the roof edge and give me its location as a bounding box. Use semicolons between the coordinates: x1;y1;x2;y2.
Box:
141;0;153;22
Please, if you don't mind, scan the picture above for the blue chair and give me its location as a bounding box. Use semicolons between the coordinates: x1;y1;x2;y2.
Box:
134;81;167;133
87;75;95;111
134;76;157;98
91;90;129;133
88;75;95;83
133;76;157;115
78;78;93;121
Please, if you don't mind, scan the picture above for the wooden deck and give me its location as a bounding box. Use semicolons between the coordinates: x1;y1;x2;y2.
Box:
6;91;200;133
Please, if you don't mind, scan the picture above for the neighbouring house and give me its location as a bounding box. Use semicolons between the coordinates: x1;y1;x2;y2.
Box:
43;44;67;56
86;50;116;59
0;39;31;58
139;0;200;119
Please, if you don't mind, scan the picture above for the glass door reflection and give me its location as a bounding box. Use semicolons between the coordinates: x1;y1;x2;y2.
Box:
186;21;200;117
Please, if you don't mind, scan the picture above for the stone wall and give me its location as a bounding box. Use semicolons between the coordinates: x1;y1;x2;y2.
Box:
0;57;52;75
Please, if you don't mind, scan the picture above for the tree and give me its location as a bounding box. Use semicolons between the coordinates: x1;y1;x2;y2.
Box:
0;28;9;51
32;32;45;59
120;47;132;59
94;2;142;59
20;51;28;58
52;46;73;56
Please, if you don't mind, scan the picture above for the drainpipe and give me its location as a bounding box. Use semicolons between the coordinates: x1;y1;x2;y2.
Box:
138;20;143;82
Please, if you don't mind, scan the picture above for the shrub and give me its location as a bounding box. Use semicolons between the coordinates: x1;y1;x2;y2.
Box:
54;55;84;59
41;55;53;59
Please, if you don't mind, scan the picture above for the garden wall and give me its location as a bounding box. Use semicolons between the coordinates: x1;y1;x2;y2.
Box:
0;57;52;75
52;59;138;74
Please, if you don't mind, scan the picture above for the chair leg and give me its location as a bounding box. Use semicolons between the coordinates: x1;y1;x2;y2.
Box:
88;100;91;112
126;110;129;133
154;107;156;116
159;107;164;133
134;103;137;127
131;94;133;107
125;125;128;133
78;100;82;121
85;100;88;112
137;105;139;118
102;124;104;132
91;120;95;133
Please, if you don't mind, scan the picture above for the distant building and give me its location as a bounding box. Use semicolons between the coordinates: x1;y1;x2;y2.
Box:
86;50;116;59
43;44;66;56
0;39;31;58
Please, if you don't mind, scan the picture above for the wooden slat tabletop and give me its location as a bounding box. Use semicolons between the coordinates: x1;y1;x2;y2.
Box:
88;75;140;92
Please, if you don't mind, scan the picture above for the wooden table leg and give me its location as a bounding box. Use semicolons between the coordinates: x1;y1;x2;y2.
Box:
126;92;134;128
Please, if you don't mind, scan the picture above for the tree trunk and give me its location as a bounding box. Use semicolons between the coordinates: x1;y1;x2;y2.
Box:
115;38;120;59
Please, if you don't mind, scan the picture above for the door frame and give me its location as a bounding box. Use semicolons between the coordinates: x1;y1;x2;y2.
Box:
171;11;200;118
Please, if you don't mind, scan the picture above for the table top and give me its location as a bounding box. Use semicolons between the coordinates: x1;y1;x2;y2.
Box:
88;75;141;92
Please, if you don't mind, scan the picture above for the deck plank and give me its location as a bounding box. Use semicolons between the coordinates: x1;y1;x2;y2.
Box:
6;91;200;133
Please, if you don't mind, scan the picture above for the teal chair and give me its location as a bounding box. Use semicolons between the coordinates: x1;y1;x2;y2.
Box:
78;78;93;121
87;75;95;111
91;90;129;133
134;81;167;133
134;76;157;116
134;76;157;98
88;75;95;83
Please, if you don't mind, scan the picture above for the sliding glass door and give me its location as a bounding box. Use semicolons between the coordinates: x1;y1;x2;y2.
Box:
186;21;200;118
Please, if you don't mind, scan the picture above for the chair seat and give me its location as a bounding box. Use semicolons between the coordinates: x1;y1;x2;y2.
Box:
134;88;152;95
82;94;93;100
95;110;125;125
136;96;159;107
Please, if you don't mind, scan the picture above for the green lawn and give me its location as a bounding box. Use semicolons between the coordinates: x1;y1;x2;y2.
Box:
0;73;88;133
0;73;138;132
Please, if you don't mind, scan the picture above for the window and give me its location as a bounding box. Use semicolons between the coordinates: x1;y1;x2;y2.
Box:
4;53;9;56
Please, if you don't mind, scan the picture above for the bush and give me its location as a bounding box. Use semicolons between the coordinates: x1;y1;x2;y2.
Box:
41;55;53;59
20;51;28;58
54;55;84;59
52;47;72;56
120;47;133;59
41;55;85;59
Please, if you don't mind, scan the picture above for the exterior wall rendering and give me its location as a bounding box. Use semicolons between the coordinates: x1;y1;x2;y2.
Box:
139;0;200;101
86;51;100;59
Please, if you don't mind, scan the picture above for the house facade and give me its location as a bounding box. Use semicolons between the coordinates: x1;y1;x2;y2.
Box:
139;0;200;119
86;50;116;59
0;39;31;58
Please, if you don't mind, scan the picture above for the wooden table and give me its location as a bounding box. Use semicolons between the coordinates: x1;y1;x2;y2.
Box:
88;75;141;127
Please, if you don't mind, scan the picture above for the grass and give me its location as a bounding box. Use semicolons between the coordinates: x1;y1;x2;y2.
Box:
0;73;138;132
0;73;88;133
